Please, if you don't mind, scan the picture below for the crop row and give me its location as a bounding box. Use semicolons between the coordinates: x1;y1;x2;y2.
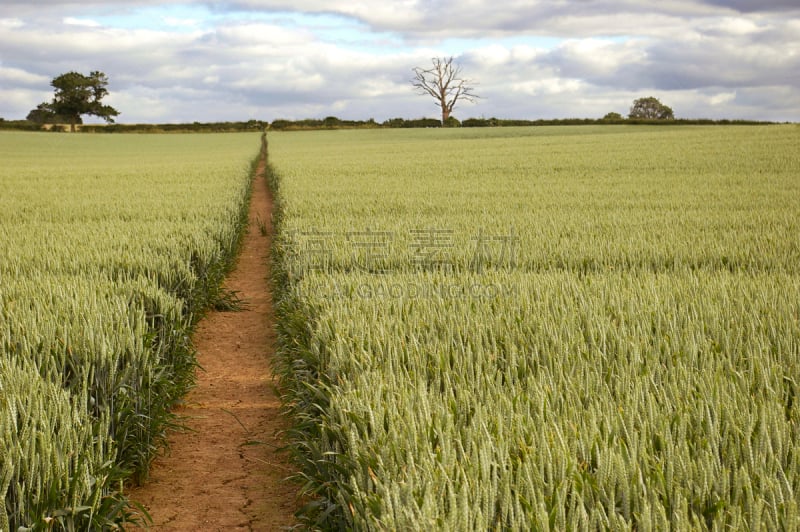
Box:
271;127;799;276
268;125;800;529
0;132;261;529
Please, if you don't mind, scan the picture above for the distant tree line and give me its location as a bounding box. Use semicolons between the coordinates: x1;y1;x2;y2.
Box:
0;97;775;133
269;116;451;130
461;117;774;127
269;117;381;130
265;97;770;130
267;116;774;131
0;118;267;133
262;97;774;130
0;115;776;133
81;120;267;133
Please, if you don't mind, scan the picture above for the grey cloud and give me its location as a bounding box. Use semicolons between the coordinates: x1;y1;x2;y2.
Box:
205;0;799;38
532;17;800;94
698;0;800;12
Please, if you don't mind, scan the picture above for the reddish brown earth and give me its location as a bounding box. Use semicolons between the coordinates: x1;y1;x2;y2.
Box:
127;151;299;530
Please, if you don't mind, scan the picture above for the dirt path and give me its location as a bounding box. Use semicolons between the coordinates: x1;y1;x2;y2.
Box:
127;148;298;530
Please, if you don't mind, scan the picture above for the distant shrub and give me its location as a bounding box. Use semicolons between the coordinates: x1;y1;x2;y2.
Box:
383;118;442;128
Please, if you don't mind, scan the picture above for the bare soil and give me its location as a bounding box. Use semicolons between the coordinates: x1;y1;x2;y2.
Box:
127;151;299;530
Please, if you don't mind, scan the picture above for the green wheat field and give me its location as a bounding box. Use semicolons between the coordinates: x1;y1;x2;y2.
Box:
0;132;259;529
268;125;800;529
2;124;799;529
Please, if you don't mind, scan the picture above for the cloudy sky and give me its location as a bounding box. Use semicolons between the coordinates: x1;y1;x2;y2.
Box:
1;1;798;123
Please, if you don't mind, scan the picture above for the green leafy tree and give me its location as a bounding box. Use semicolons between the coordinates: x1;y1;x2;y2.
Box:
603;112;624;121
32;71;120;131
629;97;674;120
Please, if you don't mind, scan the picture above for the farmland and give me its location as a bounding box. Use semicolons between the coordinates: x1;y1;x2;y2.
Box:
268;126;800;529
0;132;260;528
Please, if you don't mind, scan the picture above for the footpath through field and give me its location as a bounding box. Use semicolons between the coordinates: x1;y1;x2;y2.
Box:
127;146;298;530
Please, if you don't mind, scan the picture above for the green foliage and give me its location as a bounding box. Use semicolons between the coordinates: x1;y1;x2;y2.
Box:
270;117;379;131
629;96;675;120
268;125;800;529
603;111;624;121
25;103;77;125
82;120;267;133
461;117;501;127
383;117;442;128
29;71;120;131
459;117;771;127
0;131;259;528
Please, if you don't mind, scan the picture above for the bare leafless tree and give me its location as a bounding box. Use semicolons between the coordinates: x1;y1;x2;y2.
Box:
412;57;479;126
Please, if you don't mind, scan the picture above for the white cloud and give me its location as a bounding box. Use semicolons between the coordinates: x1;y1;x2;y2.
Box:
709;91;737;105
0;66;50;85
468;45;516;66
63;17;101;27
0;17;24;28
511;78;585;97
710;16;764;34
0;88;52;118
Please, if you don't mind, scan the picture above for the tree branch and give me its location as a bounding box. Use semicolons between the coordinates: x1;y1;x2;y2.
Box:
411;56;480;125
